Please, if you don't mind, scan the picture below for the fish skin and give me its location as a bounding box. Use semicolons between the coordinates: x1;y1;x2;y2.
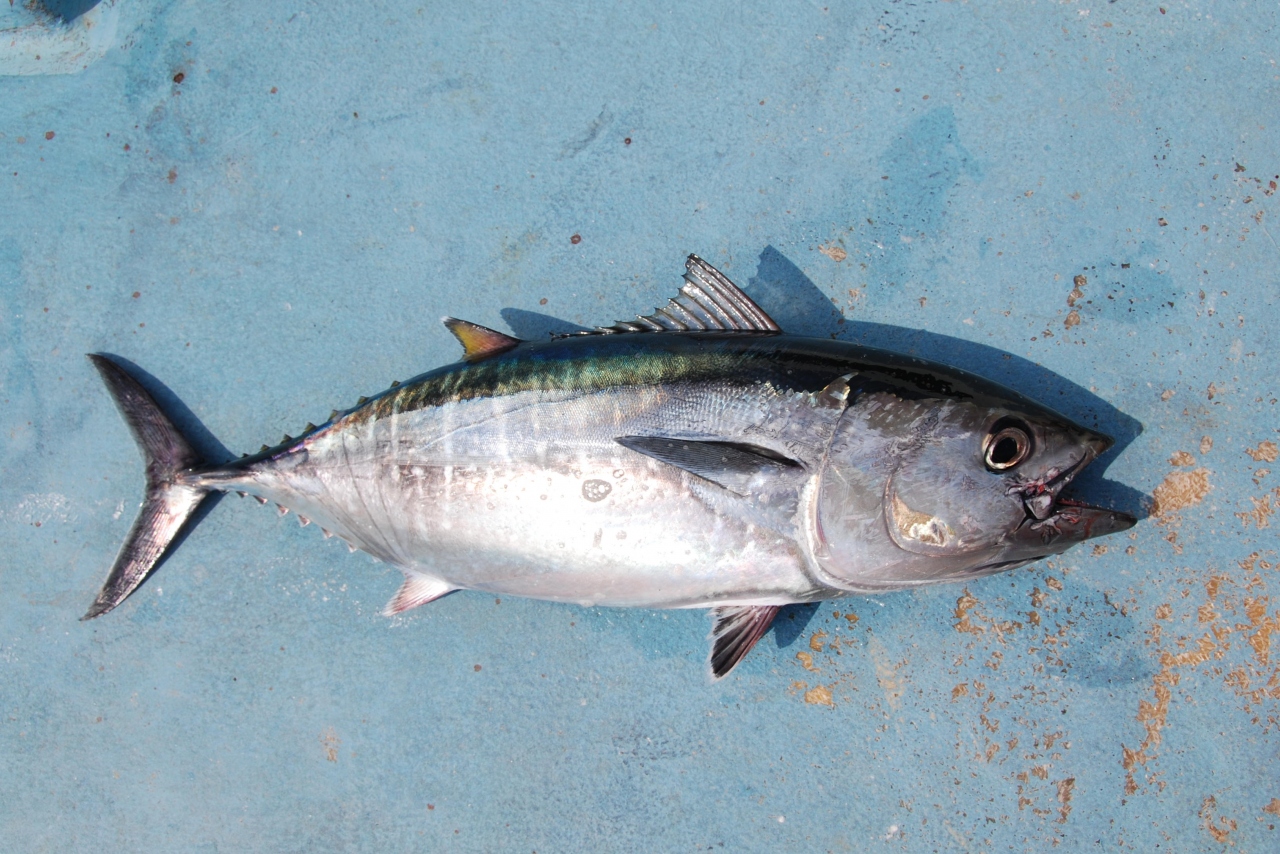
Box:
86;255;1137;678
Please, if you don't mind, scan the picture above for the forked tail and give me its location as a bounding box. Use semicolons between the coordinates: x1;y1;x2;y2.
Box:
83;354;214;619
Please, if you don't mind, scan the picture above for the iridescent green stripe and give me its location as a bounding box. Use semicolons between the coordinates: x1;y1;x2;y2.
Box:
363;338;752;422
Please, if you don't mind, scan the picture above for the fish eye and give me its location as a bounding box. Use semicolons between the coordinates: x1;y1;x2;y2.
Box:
984;421;1032;471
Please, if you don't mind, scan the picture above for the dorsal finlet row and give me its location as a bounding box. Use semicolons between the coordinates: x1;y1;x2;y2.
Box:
243;390;389;459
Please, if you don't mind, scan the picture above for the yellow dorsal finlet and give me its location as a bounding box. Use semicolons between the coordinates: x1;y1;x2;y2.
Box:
442;316;522;362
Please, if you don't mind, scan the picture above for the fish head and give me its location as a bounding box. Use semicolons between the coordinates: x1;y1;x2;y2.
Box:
811;390;1136;589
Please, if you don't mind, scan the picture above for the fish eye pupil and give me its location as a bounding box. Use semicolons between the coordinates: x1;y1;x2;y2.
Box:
984;423;1031;471
991;436;1020;465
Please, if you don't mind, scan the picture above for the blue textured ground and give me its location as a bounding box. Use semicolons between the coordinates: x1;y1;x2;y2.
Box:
3;1;1278;851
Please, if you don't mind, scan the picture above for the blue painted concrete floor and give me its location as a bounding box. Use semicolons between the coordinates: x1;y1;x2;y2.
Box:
3;1;1278;851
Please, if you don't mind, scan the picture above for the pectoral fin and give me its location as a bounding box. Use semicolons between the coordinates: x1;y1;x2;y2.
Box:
709;605;780;680
616;436;801;495
383;574;454;616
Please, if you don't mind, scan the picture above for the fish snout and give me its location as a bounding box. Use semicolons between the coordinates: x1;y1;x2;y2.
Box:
1033;500;1138;544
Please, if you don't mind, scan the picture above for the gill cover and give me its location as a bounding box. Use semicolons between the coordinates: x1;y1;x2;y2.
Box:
811;389;1133;591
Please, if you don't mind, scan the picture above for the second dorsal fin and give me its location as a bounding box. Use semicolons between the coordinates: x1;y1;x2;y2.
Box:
442;317;522;361
599;255;781;335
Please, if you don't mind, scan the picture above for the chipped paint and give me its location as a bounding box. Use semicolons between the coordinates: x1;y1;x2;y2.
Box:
803;684;835;706
818;243;847;262
1200;796;1237;844
1245;441;1279;463
1056;778;1076;824
809;630;828;652
1125;551;1280;800
868;634;904;711
1236;487;1280;529
954;588;983;634
1151;468;1212;517
320;728;340;763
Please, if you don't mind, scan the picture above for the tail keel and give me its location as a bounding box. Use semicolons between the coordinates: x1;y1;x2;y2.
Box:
84;354;214;619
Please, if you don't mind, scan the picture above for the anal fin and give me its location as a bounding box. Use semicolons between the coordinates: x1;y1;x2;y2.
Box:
709;605;780;680
383;574;454;616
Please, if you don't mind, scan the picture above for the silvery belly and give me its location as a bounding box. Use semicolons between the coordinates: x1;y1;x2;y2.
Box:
237;380;832;610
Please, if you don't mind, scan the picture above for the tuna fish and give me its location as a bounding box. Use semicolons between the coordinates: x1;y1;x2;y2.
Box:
86;255;1136;678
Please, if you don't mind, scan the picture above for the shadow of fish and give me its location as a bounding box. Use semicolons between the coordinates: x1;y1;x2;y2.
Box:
85;256;1136;679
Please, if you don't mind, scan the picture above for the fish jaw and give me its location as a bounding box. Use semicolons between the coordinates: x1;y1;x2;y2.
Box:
981;432;1136;563
1018;497;1137;549
1005;433;1109;521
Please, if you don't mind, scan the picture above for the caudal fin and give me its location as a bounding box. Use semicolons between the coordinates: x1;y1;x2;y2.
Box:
83;354;214;619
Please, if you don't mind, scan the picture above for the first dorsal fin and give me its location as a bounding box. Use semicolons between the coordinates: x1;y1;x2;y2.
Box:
709;605;781;680
600;254;781;335
383;573;454;616
442;317;522;362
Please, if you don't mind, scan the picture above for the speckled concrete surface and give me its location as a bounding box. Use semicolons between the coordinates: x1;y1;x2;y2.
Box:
2;1;1278;851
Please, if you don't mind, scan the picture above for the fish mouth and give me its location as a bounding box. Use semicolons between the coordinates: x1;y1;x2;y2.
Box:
1010;436;1137;545
1010;440;1098;521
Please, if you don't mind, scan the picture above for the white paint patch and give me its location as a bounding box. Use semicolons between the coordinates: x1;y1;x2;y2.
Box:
0;0;122;76
8;493;72;525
